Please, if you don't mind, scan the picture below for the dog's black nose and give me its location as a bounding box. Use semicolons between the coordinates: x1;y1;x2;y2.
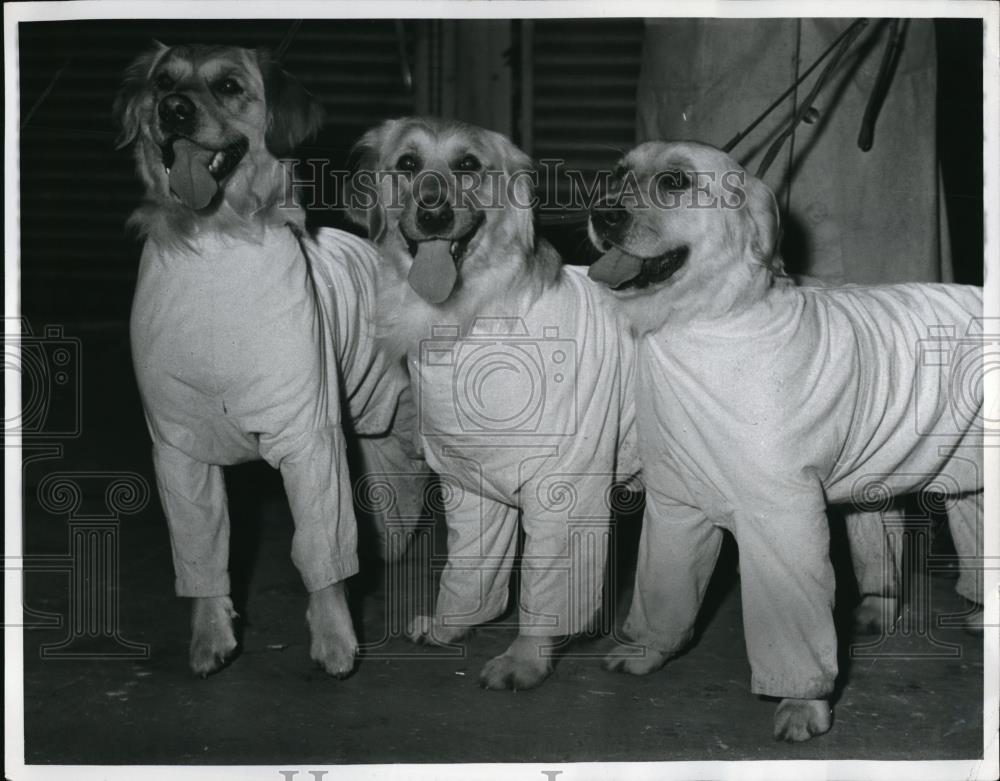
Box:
591;203;627;231
158;94;197;134
417;203;455;234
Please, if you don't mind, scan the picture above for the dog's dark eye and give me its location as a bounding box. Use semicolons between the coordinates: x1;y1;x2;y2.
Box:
154;72;174;91
456;154;481;172
613;163;628;180
216;78;243;96
396;153;420;172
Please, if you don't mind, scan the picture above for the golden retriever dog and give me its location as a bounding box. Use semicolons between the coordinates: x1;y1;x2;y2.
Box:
346;117;639;690
587;140;983;741
115;44;428;677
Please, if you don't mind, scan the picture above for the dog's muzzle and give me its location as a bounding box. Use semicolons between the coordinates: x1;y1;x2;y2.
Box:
156;94;248;211
588;203;689;289
158;94;197;136
590;202;627;233
416;202;455;235
588;238;690;291
159;136;249;211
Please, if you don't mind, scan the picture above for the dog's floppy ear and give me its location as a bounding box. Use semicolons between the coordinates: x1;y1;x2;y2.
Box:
344;123;389;242
256;49;325;156
509;153;537;252
489;130;536;251
745;174;780;267
113;41;169;150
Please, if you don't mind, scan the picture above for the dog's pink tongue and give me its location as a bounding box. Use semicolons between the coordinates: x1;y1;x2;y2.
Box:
168;139;218;210
588;247;644;288
408;240;457;304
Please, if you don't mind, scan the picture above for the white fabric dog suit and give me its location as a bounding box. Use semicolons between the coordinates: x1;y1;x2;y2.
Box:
132;225;420;597
412;265;638;637
625;282;983;698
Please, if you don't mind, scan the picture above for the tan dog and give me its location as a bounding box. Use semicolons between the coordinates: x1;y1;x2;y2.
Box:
115;44;428;677
347;117;638;689
588;141;983;741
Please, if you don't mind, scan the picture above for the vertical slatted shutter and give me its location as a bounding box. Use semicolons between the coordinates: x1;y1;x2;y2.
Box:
518;19;644;259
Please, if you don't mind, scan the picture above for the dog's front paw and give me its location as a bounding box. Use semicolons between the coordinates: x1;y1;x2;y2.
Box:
405;614;469;646
852;595;897;636
773;698;832;742
306;582;358;678
479;636;554;691
189;596;238;677
602;642;668;675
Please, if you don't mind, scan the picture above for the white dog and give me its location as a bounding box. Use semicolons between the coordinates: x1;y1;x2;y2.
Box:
587;140;984;741
116;44;428;677
346;117;639;690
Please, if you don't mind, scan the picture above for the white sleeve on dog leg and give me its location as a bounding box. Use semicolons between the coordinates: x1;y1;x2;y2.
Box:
737;507;839;700
950;490;984;605
151;440;232;599
433;479;519;630
845;508;902;600
354;429;432;557
277;424;360;592
306;228;411;437
622;493;720;656
518;470;616;637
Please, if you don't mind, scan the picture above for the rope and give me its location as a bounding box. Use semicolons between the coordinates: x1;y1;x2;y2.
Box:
858;19;907;152
755;18;869;178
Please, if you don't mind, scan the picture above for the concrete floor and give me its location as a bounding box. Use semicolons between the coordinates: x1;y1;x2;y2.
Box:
18;329;986;765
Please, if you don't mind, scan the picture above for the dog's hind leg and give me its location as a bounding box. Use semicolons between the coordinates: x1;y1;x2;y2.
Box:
950;489;984;598
407;481;518;646
277;425;360;677
938;441;984;633
354;429;431;562
947;484;985;634
950;490;985;634
151;442;237;676
604;497;719;676
846;508;902;635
